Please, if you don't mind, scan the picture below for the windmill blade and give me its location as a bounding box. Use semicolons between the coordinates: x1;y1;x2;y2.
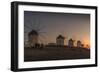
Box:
38;37;43;44
36;24;46;32
32;18;46;32
27;20;33;28
24;24;33;30
39;33;47;39
36;18;41;28
35;19;46;32
24;28;31;34
25;16;33;24
29;21;33;28
31;19;38;30
31;18;40;31
39;34;47;45
72;35;77;42
38;35;46;44
24;28;29;32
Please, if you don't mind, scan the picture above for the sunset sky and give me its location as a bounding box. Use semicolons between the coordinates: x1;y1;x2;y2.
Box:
24;11;90;47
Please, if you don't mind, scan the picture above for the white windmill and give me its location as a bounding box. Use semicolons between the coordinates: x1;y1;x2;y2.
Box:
24;19;47;48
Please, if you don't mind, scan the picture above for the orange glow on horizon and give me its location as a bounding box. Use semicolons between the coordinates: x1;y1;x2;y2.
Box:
82;38;90;49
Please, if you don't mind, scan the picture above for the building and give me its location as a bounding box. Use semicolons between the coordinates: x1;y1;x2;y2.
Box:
77;40;82;47
28;30;39;47
45;43;57;47
56;35;65;46
68;38;74;47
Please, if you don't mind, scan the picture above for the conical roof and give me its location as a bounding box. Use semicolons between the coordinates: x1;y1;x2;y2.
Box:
28;30;38;36
69;38;74;41
57;35;65;39
77;40;81;43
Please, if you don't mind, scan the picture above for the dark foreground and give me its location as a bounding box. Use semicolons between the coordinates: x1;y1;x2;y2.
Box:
24;46;90;62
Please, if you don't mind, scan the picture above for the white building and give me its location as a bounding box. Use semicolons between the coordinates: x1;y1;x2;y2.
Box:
68;38;74;47
56;35;65;46
28;30;38;47
77;40;82;47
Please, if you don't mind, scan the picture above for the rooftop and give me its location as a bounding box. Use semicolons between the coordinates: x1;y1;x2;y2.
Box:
28;30;38;36
57;35;65;39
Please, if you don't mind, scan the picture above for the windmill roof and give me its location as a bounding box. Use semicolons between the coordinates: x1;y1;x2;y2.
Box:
77;40;81;43
57;35;65;39
28;30;38;36
69;38;74;41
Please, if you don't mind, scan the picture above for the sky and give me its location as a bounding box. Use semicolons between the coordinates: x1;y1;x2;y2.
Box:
24;11;90;47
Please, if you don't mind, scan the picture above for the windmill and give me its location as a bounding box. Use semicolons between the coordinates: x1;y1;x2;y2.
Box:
24;18;47;48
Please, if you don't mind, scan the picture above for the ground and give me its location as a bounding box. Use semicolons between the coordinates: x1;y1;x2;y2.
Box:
24;46;90;62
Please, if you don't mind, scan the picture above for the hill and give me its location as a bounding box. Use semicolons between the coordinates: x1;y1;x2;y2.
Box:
24;46;90;62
